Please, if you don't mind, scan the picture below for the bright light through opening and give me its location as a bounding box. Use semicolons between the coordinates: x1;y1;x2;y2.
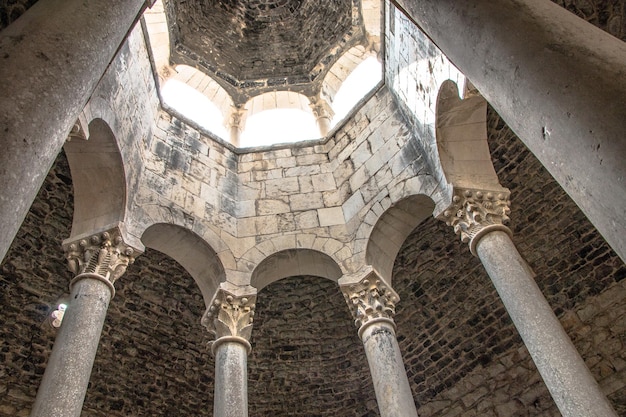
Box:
240;109;318;148
332;56;382;125
161;79;228;140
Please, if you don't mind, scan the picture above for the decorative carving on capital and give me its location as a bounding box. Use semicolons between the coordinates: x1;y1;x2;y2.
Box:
63;229;140;284
438;187;512;254
341;272;398;330
203;289;256;342
227;106;248;130
309;97;334;120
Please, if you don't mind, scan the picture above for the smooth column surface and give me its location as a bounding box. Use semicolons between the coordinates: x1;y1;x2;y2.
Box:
213;341;249;417
0;0;147;262
392;0;626;263
360;320;419;417
30;277;113;417
475;231;617;417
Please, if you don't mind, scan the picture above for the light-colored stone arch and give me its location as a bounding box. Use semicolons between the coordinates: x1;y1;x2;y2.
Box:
435;80;501;190
365;195;435;284
244;91;314;117
250;249;343;291
322;45;378;104
141;223;226;306
63;118;127;238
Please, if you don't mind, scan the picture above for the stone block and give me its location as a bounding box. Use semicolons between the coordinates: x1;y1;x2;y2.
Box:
318;207;344;227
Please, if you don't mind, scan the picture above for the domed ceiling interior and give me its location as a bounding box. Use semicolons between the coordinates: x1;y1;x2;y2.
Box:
162;0;379;105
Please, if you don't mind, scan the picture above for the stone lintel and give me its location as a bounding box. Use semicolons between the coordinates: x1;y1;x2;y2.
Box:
437;186;513;255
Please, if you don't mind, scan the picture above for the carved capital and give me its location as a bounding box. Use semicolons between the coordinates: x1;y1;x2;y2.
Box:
309;97;334;120
438;187;512;255
341;271;398;335
203;289;256;348
63;228;141;288
227;106;248;130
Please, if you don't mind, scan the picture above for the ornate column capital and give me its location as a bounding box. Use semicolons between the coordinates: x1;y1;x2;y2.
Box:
309;96;334;120
226;106;248;131
340;270;399;339
203;287;257;354
437;187;513;255
62;228;142;297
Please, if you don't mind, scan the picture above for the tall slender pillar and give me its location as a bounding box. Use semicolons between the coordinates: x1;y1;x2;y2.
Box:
0;0;150;262
202;285;257;417
438;187;618;417
227;106;247;147
309;96;335;137
341;271;418;417
392;0;626;263
31;228;141;417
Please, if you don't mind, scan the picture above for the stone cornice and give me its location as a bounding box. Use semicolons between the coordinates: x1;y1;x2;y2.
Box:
437;187;512;255
341;270;398;336
63;228;141;294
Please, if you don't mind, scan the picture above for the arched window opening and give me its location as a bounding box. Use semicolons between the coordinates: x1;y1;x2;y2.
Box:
161;78;229;140
331;56;382;125
240;108;318;148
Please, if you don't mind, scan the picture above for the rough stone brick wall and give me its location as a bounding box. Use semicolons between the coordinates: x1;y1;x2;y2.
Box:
248;276;379;417
0;0;37;29
391;109;626;415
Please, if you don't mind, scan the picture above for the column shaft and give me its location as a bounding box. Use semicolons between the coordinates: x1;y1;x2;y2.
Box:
393;0;626;262
213;341;249;417
0;0;147;262
476;231;617;417
360;320;419;417
31;277;113;417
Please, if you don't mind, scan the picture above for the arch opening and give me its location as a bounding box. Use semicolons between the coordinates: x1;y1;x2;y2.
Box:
141;223;226;306
63;118;127;238
366;194;435;284
435;80;500;190
251;249;343;291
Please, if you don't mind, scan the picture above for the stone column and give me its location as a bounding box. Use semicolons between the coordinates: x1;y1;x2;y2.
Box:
309;96;335;137
341;271;418;417
438;187;618;417
227;106;247;147
202;286;257;417
392;0;626;263
31;228;141;417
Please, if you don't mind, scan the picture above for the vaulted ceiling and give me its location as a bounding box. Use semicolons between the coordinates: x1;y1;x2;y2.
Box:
164;0;372;102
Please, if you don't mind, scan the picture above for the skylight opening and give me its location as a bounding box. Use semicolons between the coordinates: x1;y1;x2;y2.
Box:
331;56;382;125
240;108;319;148
161;79;228;140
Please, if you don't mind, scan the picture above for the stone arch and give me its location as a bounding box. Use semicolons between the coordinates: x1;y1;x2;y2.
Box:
244;90;314;116
141;223;226;306
435;80;501;190
250;249;343;291
63;118;127;238
366;194;435;284
321;45;378;104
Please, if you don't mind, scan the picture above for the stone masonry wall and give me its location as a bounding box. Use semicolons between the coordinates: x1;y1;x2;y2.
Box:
131;86;443;287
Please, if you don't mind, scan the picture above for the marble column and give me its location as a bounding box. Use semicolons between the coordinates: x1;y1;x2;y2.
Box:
0;0;151;262
203;286;257;417
392;0;626;263
31;228;141;417
341;271;418;417
309;96;335;137
438;187;618;417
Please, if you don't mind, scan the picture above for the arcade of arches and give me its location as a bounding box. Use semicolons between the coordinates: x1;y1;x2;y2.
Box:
0;1;625;416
